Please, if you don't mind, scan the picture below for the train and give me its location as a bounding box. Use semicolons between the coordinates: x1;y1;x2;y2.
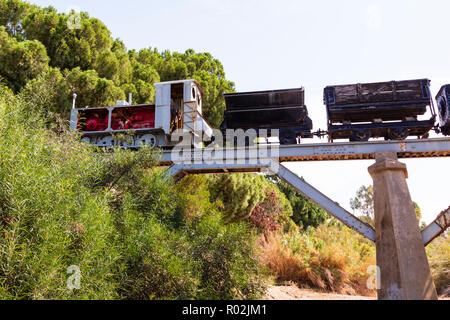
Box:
70;79;213;148
70;78;450;147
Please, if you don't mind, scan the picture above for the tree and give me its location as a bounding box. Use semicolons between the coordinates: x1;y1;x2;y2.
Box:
267;175;327;229
22;7;114;72
0;26;49;92
208;173;292;225
350;185;423;226
65;67;125;109
0;0;34;40
350;185;374;225
20;67;69;118
134;48;235;127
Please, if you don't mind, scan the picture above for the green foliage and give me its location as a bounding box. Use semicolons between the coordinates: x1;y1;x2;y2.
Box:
22;7;113;72
20;67;69;118
188;214;267;300
0;86;120;299
0;0;34;40
0;89;267;299
0;1;234;127
267;176;327;229
0;26;49;92
350;185;422;226
208;173;292;225
66;67;125;109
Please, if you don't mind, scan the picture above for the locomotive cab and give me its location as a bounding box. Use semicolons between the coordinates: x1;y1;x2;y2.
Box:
70;79;212;148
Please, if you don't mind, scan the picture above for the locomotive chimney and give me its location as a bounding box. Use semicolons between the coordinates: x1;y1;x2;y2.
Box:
72;93;77;109
129;92;133;105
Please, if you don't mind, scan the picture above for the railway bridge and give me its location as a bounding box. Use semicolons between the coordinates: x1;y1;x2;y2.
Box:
159;137;450;300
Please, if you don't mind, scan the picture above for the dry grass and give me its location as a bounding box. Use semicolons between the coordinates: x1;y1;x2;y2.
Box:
258;222;377;297
426;235;450;296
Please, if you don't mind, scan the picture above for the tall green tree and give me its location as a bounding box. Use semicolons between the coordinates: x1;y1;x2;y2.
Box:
350;185;423;226
22;7;113;72
267;175;327;229
65;67;125;109
350;185;374;224
135;48;235;127
0;26;49;92
0;0;34;40
208;173;292;225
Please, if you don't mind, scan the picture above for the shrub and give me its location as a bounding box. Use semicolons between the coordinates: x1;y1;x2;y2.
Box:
426;236;450;296
0;86;120;299
188;214;267;300
258;221;377;296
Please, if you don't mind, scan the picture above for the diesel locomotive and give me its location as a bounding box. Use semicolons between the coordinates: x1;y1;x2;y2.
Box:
71;78;450;147
70;79;213;148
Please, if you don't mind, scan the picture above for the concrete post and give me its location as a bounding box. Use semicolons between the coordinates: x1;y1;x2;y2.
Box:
368;151;438;300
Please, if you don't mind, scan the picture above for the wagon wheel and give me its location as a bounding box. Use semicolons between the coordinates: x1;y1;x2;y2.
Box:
81;136;91;144
136;134;157;148
350;130;371;142
387;128;409;140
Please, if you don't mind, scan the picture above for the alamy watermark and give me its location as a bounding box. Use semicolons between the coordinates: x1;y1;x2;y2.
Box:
67;6;82;30
67;265;81;290
366;265;381;290
170;128;281;174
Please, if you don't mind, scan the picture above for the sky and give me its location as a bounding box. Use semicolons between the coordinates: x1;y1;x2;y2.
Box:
29;0;450;224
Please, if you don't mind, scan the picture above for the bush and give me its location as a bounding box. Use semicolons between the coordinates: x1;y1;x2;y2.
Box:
0;86;120;299
0;88;269;300
426;236;450;296
188;214;267;300
258;220;376;296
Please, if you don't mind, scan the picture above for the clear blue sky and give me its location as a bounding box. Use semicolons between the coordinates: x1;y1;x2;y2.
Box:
29;0;450;223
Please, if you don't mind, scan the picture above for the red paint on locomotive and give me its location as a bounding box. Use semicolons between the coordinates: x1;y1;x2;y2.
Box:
77;109;109;132
77;106;156;133
111;106;155;131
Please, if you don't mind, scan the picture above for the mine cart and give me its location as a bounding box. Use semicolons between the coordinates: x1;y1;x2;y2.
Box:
324;79;436;142
436;84;450;135
221;88;313;144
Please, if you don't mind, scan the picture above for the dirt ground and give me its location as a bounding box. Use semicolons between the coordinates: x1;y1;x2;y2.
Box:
264;285;449;300
264;285;375;300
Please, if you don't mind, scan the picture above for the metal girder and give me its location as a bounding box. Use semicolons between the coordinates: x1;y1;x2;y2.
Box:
163;137;450;245
160;138;450;165
167;161;376;242
271;164;376;242
168;161;272;182
422;207;450;246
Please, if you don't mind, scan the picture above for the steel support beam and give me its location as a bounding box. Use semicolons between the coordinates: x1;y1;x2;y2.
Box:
160;138;450;165
167;161;376;242
271;164;375;241
422;207;450;246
